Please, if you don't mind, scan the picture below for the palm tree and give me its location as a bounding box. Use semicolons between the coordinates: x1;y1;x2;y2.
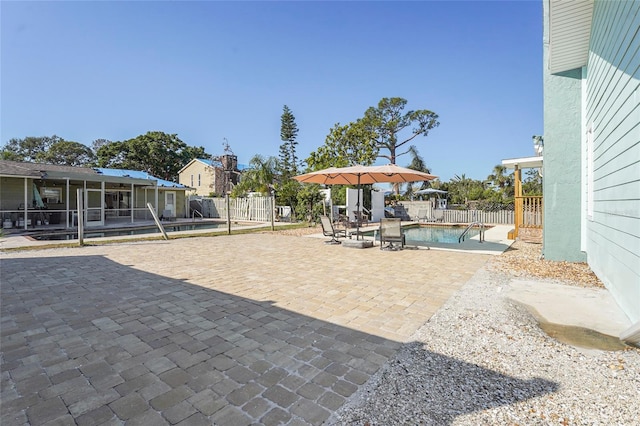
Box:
233;155;277;196
450;173;474;204
403;145;432;196
487;164;514;199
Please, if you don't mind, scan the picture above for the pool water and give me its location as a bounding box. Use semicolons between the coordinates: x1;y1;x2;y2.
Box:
365;224;481;246
403;225;480;245
31;222;227;241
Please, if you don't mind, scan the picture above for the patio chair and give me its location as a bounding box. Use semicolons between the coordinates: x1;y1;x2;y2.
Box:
415;208;430;222
320;215;348;244
350;210;369;227
379;218;405;251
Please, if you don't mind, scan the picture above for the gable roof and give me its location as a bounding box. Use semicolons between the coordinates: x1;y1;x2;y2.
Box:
178;158;248;174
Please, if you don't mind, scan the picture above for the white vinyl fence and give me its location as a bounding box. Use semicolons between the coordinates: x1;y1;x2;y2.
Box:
189;196;274;222
439;209;514;224
400;201;515;225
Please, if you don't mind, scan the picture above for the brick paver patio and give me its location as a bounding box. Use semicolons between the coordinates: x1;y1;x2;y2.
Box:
1;233;488;425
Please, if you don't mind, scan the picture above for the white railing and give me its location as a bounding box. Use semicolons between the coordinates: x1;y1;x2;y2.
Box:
400;201;515;224
190;196;274;222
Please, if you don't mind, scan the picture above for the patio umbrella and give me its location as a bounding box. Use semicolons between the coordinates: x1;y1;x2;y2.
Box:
414;188;447;195
294;164;437;239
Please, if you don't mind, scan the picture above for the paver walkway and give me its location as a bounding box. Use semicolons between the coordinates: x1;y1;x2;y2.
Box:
1;233;488;425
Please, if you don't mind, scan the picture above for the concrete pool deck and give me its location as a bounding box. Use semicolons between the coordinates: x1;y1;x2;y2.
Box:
307;223;514;255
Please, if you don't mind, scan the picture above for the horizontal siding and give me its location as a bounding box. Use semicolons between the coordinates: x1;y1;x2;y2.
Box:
593;180;640;204
595;134;639;179
588;228;640;323
587;2;639;122
595;199;640;218
585;0;640;322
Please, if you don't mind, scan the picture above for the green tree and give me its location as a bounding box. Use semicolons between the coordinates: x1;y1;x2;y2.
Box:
404;145;432;196
181;145;208;164
361;97;439;165
448;174;484;204
487;164;513;189
523;168;543;195
306;122;378;170
295;183;324;223
278;105;299;178
1;135;63;162
96;131;198;181
232;155;277;196
91;138;112;154
38;140;96;166
276;105;302;219
96;140;130;169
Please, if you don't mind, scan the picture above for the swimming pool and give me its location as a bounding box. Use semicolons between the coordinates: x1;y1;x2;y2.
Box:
403;224;480;245
364;224;481;247
30;222;228;241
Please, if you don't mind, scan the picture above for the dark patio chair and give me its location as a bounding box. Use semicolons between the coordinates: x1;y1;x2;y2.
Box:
320;215;348;244
379;218;405;250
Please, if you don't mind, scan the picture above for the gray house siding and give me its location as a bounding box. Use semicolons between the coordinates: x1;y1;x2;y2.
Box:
542;0;587;262
584;0;640;322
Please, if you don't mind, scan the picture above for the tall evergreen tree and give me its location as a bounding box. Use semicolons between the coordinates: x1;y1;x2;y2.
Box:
278;105;299;178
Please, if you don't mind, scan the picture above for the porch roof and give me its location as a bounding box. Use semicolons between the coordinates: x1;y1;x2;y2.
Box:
95;168;189;189
502;156;543;170
0;160;188;188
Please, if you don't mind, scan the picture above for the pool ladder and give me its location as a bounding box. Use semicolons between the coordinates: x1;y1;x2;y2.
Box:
459;221;485;243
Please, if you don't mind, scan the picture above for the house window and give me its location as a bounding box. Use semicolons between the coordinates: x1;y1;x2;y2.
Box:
190;174;193;187
586;124;594;220
40;187;62;204
198;174;201;186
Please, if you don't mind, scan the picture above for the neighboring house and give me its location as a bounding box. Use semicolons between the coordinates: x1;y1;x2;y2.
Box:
0;160;190;229
178;155;244;196
542;1;639;332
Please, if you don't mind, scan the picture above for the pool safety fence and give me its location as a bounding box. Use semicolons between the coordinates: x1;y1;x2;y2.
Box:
400;201;517;225
191;196;277;222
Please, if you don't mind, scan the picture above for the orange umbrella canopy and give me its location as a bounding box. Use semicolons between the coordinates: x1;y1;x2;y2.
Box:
293;164;437;185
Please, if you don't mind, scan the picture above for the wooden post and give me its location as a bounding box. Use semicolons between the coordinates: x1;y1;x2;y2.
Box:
514;166;522;238
270;193;275;231
226;193;231;235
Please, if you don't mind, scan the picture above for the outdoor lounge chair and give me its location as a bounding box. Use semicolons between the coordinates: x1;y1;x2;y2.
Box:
415;208;430;222
350;210;369;227
379;218;405;250
320;215;348;244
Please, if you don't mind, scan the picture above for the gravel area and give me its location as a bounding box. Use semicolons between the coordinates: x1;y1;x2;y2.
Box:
488;241;604;289
328;240;640;425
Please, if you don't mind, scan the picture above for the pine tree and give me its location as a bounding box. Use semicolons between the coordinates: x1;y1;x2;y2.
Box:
279;105;299;178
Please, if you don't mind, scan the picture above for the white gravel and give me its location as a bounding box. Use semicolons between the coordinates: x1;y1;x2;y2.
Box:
329;266;640;425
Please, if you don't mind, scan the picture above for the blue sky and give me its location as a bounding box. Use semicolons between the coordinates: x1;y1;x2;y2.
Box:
1;1;542;182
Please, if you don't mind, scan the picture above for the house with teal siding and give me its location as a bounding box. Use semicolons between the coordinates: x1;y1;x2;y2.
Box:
543;0;639;340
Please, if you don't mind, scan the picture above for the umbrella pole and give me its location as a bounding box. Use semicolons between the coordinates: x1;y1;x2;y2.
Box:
356;175;360;240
